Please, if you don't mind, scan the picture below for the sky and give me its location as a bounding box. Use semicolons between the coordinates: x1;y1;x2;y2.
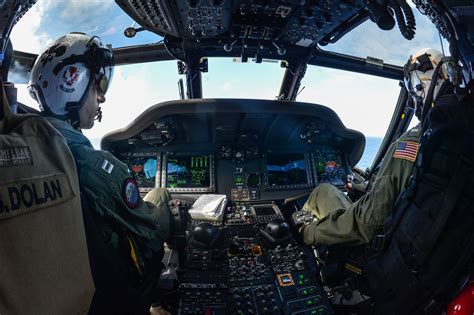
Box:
9;0;446;141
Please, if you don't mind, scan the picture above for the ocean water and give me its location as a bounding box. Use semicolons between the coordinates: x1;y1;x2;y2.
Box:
356;137;383;170
92;137;383;171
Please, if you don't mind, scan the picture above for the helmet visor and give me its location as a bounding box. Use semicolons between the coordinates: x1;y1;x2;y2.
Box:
90;44;114;95
96;65;113;95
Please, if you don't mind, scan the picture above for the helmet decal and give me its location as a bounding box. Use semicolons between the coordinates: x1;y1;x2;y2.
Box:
39;44;67;68
60;66;80;93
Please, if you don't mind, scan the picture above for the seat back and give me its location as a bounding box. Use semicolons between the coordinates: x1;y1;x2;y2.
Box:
0;88;94;314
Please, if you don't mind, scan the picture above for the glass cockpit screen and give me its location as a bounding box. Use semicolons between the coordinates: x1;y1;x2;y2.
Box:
122;155;158;188
166;155;211;189
265;153;311;189
312;150;347;186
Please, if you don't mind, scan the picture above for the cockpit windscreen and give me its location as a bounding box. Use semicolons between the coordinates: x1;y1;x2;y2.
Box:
165;154;213;190
265;153;312;189
122;154;158;189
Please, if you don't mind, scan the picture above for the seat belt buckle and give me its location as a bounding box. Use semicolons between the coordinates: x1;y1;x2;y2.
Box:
372;234;386;251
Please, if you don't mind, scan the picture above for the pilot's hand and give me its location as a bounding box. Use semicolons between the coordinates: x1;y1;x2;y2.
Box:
344;182;353;190
293;222;307;244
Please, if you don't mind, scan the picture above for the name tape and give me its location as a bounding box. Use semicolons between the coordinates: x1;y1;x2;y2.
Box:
0;173;74;220
0;147;33;167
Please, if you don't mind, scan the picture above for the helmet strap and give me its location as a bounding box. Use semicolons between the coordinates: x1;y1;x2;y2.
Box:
65;102;81;129
65;73;94;130
420;61;445;129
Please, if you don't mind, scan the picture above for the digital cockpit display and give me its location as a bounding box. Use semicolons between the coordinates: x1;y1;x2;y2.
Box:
312;150;348;186
166;155;211;189
121;155;158;188
265;153;311;189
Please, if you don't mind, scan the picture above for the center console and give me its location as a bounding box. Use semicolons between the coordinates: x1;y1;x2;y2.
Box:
171;201;333;315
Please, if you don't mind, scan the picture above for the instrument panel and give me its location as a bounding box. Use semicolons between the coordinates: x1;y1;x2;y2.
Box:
106;99;365;199
119;147;351;199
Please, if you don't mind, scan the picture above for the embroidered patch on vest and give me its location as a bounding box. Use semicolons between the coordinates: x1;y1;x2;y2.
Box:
101;159;114;174
0;146;33;167
123;178;140;209
393;141;419;162
0;173;74;219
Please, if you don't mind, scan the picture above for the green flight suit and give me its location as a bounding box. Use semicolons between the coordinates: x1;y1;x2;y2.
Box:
45;117;171;282
302;124;422;246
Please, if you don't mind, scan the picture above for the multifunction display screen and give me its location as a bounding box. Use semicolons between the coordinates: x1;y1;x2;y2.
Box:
122;156;157;188
166;155;211;189
313;150;347;186
265;153;309;188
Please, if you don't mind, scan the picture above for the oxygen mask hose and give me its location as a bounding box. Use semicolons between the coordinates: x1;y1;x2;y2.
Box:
390;0;416;40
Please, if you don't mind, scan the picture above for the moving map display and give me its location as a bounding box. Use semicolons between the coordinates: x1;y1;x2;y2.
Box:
166;155;211;189
122;155;157;188
313;150;347;186
265;153;310;188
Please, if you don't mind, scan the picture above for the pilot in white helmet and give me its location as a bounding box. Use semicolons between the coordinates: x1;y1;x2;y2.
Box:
29;33;173;313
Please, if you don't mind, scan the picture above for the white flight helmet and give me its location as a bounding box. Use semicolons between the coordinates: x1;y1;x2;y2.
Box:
403;48;448;120
28;32;114;125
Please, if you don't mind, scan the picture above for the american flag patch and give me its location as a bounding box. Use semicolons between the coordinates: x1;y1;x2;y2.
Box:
393;141;419;162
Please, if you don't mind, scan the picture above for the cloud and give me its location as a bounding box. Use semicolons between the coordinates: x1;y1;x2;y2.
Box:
298;68;401;137
83;62;182;140
99;26;118;37
10;0;128;51
9;0;54;53
221;82;232;92
58;0;115;22
14;60;183;141
8;61;31;84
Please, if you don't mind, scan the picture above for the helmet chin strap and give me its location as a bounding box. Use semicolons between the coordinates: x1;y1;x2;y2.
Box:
65;102;81;129
65;75;95;130
94;106;102;122
420;61;445;129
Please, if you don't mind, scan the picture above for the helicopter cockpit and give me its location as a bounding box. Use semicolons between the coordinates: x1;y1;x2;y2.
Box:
1;0;474;314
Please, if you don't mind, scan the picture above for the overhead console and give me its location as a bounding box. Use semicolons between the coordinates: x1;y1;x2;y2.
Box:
115;0;368;47
103;99;364;200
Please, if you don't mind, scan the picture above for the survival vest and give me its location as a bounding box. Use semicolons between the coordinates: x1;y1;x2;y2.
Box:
0;83;94;314
363;93;474;314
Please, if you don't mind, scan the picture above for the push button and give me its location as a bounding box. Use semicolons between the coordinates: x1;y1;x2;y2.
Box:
305;299;315;307
289;301;302;310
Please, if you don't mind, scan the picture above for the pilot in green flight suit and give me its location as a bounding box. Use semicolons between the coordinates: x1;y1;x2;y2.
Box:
301;126;422;246
28;33;172;309
300;48;449;246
